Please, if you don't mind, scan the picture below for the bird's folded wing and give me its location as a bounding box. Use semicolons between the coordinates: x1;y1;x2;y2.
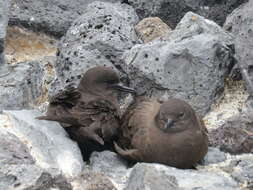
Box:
73;99;120;140
36;86;81;125
50;86;81;107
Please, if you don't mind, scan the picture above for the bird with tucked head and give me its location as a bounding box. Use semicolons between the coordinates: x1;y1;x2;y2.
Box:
37;66;135;156
114;97;208;169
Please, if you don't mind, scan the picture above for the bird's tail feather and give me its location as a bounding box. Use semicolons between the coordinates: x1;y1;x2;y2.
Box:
35;115;58;121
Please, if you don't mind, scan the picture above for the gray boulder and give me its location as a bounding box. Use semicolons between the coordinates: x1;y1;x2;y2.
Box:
209;97;253;154
71;171;117;190
54;1;139;90
224;0;253;96
206;153;253;190
122;12;234;115
203;147;228;165
126;0;247;28
125;164;180;190
0;0;10;65
1;110;84;177
0;122;72;190
89;151;129;189
0;62;43;111
9;0;121;38
230;154;253;189
126;163;239;190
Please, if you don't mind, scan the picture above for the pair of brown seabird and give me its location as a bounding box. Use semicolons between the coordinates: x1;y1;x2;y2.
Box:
38;66;208;168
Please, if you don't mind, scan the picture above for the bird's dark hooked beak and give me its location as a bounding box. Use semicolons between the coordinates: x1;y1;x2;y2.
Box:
164;118;174;131
110;83;136;94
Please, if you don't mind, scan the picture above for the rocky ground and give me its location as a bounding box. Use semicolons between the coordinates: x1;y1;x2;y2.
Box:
1;0;253;190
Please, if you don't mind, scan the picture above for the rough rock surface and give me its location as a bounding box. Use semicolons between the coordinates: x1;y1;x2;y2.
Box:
1;110;84;177
135;17;172;43
122;12;234;115
203;147;228;165
224;0;253;95
53;1;139;92
209;97;253;154
9;0;121;38
0;0;10;65
0;123;72;190
126;0;247;28
229;155;253;189
202;154;253;190
89;151;130;189
0;61;43;111
125;164;179;190
126;163;239;190
71;171;117;190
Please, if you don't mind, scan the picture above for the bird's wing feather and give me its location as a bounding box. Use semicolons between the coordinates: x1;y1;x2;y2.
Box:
72;98;120;140
50;86;81;107
119;96;152;148
36;86;81;125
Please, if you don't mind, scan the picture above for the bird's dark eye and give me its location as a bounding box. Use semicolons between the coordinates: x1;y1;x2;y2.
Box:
178;112;185;118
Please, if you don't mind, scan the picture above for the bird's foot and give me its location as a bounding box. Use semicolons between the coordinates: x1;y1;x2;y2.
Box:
79;121;104;145
114;142;140;161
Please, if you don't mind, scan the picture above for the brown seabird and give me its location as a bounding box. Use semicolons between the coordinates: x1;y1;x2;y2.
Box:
114;97;208;169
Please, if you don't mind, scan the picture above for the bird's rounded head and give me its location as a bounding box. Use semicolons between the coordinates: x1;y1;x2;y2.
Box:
155;98;199;133
78;66;135;95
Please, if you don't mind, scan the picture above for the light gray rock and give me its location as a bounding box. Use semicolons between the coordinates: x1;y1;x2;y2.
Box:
0;62;43;111
89;151;129;189
125;164;180;190
2;110;84;177
126;163;239;190
205;153;253;190
54;1;139;91
127;0;247;28
0;163;45;190
0;0;10;65
230;154;253;189
9;0;121;38
209;97;253;154
203;147;228;165
122;12;234;115
0;126;62;190
224;0;253;96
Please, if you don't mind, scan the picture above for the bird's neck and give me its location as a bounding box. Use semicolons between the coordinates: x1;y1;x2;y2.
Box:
80;86;117;104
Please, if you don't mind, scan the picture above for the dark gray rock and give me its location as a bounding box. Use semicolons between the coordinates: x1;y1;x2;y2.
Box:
89;151;129;188
126;163;239;190
209;97;253;154
126;0;200;28
0;0;10;65
0;130;34;165
122;12;234;115
54;1;139;90
9;0;122;38
71;171;117;190
23;173;72;190
1;110;84;177
126;0;247;28
224;0;253;96
0;61;43;111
